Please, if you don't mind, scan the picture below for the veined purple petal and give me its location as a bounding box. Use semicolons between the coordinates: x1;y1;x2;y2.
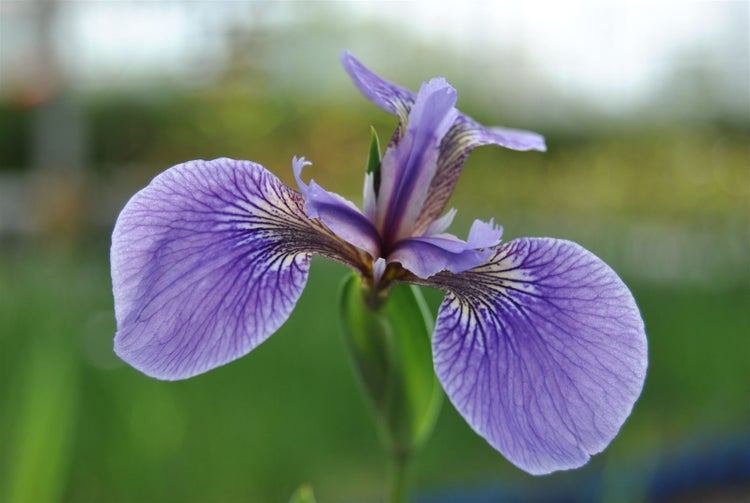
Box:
341;51;415;122
427;238;647;474
294;158;381;258
377;79;458;243
112;158;360;380
414;116;546;233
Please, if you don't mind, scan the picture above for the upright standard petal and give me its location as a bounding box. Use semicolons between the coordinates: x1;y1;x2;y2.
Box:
340;52;547;234
428;238;647;474
414;115;546;233
112;158;360;380
376;79;458;243
341;50;415;122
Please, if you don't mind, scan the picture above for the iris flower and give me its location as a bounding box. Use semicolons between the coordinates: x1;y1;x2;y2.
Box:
111;53;647;475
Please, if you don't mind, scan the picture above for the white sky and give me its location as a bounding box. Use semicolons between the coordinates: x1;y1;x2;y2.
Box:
0;0;747;111
354;1;746;105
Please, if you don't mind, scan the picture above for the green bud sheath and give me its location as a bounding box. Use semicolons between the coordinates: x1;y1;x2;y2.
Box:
366;126;382;194
339;274;442;458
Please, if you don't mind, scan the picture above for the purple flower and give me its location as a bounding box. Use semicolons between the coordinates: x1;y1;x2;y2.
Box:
111;52;647;475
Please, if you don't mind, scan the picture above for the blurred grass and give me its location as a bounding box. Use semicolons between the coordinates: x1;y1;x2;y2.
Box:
0;236;747;502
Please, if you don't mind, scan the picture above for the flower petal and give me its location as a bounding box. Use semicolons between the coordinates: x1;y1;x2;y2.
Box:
340;53;547;235
112;158;359;380
341;51;415;122
294;158;381;258
363;172;378;222
414;116;547;232
389;236;493;279
423;208;457;236
428;238;647;474
377;79;458;243
466;218;503;248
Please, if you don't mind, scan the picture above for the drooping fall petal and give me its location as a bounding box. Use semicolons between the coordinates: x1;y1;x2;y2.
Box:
112;158;359;380
429;238;647;474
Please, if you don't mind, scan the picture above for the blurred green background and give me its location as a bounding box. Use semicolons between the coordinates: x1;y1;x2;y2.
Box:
0;1;748;502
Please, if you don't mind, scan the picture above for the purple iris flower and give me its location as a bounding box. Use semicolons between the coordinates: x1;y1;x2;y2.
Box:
111;52;647;475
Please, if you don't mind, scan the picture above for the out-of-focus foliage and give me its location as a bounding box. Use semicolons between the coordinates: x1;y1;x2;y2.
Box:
0;105;31;170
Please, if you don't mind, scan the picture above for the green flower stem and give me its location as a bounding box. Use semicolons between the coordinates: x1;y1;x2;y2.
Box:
387;450;410;503
340;275;442;503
